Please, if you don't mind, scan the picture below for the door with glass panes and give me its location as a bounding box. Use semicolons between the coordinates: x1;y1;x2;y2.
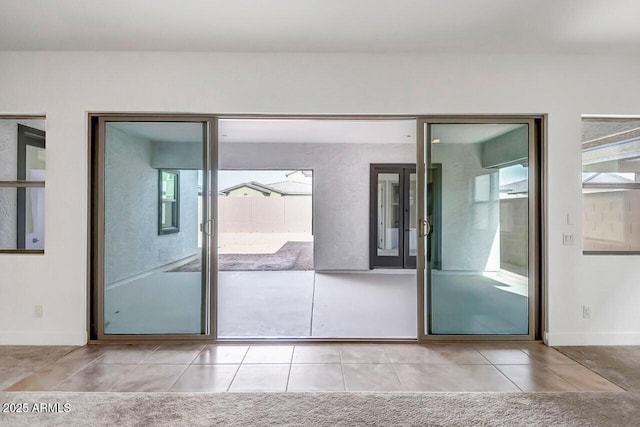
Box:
370;164;417;269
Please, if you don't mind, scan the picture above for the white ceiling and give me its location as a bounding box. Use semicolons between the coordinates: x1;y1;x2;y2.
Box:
431;124;525;144
218;119;415;144
109;119;521;145
1;0;640;53
109;122;205;143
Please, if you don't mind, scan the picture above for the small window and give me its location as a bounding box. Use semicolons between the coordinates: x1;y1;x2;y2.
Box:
582;117;640;253
158;170;179;234
0;118;46;253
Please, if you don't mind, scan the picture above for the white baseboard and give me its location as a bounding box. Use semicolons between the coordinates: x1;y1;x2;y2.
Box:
0;331;87;346
548;332;640;346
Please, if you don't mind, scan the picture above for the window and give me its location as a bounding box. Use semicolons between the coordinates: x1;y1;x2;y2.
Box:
158;170;180;234
0;118;46;253
582;117;640;253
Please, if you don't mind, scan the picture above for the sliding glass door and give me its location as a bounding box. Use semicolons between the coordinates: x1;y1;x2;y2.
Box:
93;116;217;339
417;118;539;339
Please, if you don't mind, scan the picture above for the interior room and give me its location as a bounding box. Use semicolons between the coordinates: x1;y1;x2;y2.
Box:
2;1;640;425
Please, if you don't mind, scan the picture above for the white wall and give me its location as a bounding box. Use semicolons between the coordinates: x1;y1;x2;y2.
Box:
0;52;640;345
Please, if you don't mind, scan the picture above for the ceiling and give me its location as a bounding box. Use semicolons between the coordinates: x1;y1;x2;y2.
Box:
1;0;640;53
431;124;525;144
218;119;415;144
109;119;521;145
109;122;205;143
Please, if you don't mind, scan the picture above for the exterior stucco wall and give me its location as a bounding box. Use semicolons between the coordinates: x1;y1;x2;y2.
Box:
432;142;500;272
104;125;199;284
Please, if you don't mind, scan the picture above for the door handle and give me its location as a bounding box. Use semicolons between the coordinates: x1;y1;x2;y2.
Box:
203;218;215;237
419;219;431;237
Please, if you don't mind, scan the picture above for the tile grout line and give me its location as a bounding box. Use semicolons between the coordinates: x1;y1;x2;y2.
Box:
285;347;295;392
383;346;405;390
552;348;628;392
491;364;525;392
48;349;110;391
225;345;250;392
138;345;162;364
164;364;192;392
339;345;347;391
105;345;162;392
475;347;524;392
6;347;96;391
164;343;204;392
309;272;317;337
100;346;153;392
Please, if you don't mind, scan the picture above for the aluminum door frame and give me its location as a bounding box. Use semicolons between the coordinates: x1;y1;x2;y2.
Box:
90;113;218;342
416;116;542;342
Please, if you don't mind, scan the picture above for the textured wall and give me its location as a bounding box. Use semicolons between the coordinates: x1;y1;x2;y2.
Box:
104;125;199;284
0;119;45;249
219;142;415;270
432;143;500;272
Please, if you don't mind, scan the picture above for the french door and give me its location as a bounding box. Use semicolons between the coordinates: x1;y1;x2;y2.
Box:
417;117;541;340
370;164;417;269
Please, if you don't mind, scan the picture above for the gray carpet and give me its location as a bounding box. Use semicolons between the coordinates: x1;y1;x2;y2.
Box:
0;391;637;427
170;241;314;272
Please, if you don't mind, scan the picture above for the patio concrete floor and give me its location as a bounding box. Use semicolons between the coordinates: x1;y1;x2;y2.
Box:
104;271;417;338
104;269;527;338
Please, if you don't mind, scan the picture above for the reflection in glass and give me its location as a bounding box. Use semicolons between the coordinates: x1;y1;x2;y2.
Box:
582;118;640;252
0;119;46;250
428;123;529;335
377;173;400;257
103;122;206;335
409;173;417;256
159;170;179;233
26;145;46;181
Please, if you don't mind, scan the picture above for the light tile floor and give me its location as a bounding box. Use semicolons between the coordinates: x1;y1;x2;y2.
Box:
5;342;624;393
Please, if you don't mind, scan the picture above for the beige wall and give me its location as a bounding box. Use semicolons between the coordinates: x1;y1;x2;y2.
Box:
500;197;528;274
584;190;640;251
225;187;280;197
219;195;312;233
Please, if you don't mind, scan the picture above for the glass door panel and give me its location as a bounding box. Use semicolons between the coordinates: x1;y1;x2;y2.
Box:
371;165;417;269
421;121;532;336
403;171;417;268
101;120;211;335
377;172;401;258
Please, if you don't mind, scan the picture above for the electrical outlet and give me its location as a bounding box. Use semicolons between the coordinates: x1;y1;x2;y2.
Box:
563;233;575;246
583;305;591;319
34;305;43;318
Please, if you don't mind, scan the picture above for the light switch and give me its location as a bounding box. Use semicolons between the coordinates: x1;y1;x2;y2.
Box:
567;213;576;225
